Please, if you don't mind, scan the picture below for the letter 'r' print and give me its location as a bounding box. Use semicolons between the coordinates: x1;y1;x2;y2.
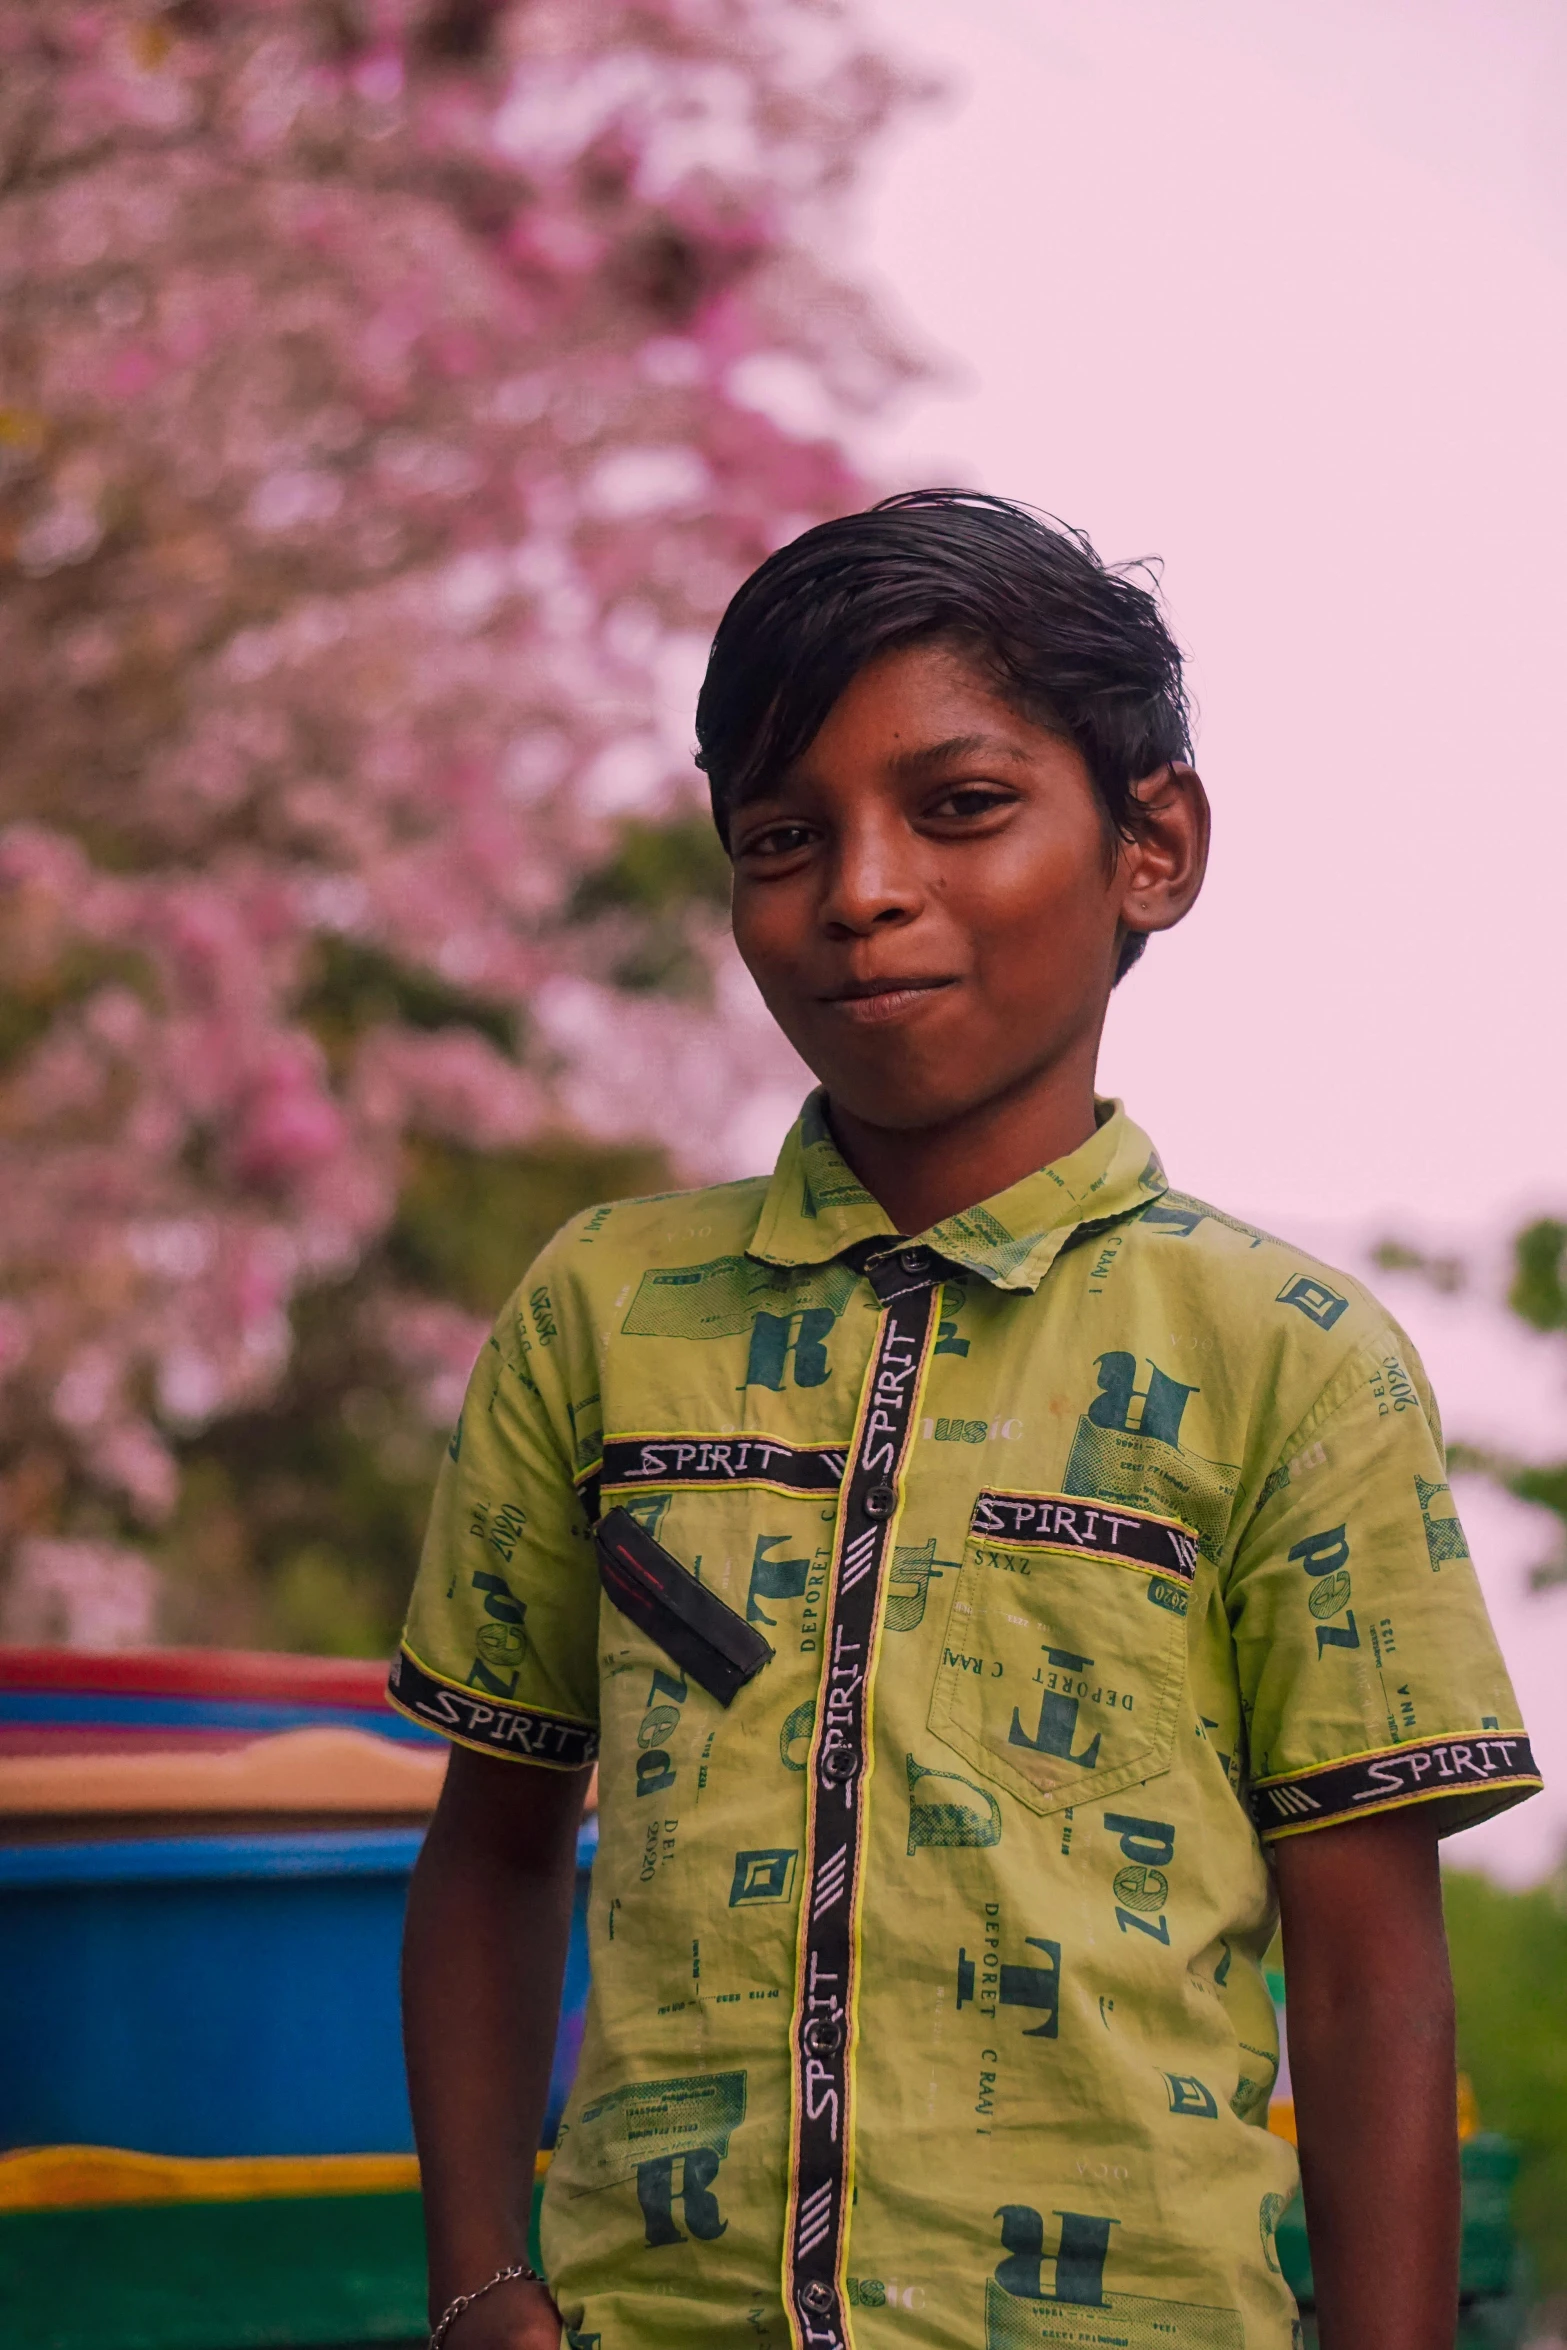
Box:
746;1309;836;1390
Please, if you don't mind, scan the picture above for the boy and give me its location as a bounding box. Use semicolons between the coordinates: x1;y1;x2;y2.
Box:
395;492;1539;2350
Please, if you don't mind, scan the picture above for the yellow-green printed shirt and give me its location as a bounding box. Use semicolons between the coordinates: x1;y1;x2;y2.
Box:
391;1098;1539;2350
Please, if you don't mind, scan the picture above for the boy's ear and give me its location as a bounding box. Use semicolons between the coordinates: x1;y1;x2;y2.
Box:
1116;762;1210;946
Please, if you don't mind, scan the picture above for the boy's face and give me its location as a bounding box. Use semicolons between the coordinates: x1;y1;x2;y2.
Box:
728;639;1206;1137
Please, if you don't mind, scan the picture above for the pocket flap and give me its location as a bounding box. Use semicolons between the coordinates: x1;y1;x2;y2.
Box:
595;1506;773;1707
927;1489;1195;1816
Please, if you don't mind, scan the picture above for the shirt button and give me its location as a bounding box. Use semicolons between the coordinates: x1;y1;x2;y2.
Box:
821;1747;857;1786
803;2015;845;2058
863;1483;897;1519
800;2282;837;2316
899;1246;932;1276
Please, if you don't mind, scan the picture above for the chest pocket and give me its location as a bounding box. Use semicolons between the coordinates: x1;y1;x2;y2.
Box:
926;1488;1197;1816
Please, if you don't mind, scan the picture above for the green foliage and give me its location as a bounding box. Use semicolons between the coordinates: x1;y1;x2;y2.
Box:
297;937;518;1065
155;1132;671;1653
570;815;732;996
0;939;158;1070
389;1134;670;1318
1508;1220;1567;1335
1445;1868;1567;2293
1371;1238;1466;1294
1510;1463;1567;1522
571;815;731;916
1386;1219;1567;1593
155;1302;445;1658
1478;1221;1567;1589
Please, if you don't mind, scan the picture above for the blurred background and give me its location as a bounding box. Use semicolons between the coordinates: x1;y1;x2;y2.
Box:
1;0;1564;2340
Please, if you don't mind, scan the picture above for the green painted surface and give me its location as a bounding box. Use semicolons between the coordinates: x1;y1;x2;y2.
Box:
0;2179;545;2350
0;2192;425;2350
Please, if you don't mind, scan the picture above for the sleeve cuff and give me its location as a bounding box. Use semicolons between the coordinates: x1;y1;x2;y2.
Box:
1250;1730;1541;1841
386;1645;599;1771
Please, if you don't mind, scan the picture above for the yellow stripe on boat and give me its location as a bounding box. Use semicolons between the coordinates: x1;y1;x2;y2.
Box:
0;2143;551;2211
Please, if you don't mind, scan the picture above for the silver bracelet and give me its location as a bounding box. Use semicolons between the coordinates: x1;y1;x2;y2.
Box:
429;2261;540;2348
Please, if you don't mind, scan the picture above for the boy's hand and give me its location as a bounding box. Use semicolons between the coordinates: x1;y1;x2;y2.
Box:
442;2275;563;2349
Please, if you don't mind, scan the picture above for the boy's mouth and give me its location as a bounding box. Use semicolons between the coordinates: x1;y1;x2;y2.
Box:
818;976;957;1025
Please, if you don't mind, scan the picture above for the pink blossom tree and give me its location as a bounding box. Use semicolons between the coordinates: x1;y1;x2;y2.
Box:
0;0;922;1647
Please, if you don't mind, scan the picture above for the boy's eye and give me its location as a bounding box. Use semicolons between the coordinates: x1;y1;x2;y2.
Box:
738;821;815;859
930;783;1017;820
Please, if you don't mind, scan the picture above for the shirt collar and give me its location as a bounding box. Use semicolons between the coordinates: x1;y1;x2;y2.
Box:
746;1089;1168;1293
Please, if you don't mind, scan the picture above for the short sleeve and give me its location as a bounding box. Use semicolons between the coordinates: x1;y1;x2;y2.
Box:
388;1248;601;1771
1228;1324;1541;1841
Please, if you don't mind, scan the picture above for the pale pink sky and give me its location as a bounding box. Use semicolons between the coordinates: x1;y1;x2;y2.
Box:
813;0;1567;1879
850;0;1567;1235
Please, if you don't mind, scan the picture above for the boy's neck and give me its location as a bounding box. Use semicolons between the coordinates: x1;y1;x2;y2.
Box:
825;1056;1104;1239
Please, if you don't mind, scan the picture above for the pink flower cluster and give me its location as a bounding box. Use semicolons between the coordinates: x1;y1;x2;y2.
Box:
0;0;922;1606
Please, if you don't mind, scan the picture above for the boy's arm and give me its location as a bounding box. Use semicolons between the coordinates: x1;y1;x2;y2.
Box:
403;1744;590;2348
1274;1807;1459;2350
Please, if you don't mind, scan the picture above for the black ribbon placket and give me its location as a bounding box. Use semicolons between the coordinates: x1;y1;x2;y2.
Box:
784;1244;941;2350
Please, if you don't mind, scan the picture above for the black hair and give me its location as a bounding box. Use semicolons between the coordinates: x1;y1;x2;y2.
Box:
694;489;1192;979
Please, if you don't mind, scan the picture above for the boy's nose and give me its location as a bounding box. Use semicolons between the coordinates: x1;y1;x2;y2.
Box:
818;817;924;936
